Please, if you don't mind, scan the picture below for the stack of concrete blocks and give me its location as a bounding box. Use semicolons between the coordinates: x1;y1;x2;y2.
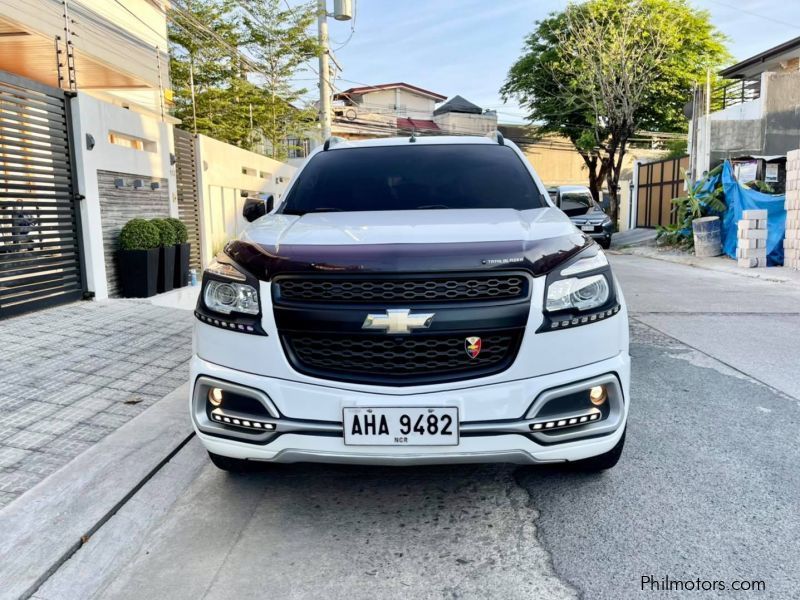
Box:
785;149;800;270
736;209;768;268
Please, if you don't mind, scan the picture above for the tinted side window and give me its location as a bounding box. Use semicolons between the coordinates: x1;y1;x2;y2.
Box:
282;144;545;214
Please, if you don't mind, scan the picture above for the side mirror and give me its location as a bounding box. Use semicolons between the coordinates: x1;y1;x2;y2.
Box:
242;195;274;222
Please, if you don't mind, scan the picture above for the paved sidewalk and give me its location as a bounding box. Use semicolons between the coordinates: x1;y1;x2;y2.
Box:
613;244;800;285
0;300;193;508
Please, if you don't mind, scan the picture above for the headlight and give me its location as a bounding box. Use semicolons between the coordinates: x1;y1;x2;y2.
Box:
204;280;259;315
539;249;620;332
546;274;609;312
201;255;259;316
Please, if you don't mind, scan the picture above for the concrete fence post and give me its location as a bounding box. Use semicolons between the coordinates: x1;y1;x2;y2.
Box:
784;149;800;270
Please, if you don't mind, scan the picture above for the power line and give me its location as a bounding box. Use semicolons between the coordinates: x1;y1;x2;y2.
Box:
165;0;338;104
111;0;168;48
704;0;800;31
331;0;356;50
231;0;321;77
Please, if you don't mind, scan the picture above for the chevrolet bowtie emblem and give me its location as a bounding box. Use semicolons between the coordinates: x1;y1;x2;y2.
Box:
362;309;435;335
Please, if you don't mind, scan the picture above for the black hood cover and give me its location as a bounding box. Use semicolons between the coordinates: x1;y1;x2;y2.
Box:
225;233;593;281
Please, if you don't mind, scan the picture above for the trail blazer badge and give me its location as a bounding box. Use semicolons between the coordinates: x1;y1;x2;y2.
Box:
465;336;482;359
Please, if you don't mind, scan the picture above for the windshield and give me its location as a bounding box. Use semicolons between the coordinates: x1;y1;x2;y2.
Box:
281;144;546;215
560;192;594;212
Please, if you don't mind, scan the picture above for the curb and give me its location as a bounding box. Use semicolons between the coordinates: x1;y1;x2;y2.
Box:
610;247;800;285
0;384;192;600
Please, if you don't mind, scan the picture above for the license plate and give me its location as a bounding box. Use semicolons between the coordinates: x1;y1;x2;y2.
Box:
343;407;459;446
581;224;596;231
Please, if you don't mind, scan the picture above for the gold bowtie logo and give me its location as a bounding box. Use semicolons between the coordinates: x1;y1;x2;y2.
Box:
362;309;435;335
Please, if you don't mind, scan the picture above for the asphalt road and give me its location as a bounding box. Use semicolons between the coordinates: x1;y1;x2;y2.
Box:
34;254;800;600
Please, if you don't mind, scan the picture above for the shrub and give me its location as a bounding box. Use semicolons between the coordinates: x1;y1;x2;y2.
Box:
150;218;177;246
119;218;160;251
166;217;188;244
656;166;726;249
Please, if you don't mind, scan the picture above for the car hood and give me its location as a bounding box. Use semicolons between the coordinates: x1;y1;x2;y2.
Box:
241;207;578;248
227;208;592;280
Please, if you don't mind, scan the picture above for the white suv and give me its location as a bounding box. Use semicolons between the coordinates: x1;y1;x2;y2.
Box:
190;134;630;471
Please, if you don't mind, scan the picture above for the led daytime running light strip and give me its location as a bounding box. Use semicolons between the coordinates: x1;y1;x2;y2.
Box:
549;304;620;329
195;311;257;333
211;410;276;431
529;408;602;431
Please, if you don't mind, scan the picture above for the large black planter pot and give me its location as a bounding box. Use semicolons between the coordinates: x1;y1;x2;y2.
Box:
173;243;191;288
118;248;159;298
157;245;176;293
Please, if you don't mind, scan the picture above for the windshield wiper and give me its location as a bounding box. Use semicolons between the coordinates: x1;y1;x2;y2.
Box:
416;204;450;210
283;207;343;216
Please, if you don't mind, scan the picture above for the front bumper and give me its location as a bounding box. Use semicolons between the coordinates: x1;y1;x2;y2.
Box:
190;351;630;465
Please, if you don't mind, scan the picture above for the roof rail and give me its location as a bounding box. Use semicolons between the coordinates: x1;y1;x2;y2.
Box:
486;130;504;146
323;136;346;151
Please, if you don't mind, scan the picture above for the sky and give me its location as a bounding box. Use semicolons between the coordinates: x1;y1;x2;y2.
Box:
291;0;800;124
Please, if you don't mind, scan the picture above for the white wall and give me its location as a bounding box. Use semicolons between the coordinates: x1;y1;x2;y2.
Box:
71;92;176;301
357;89;438;120
434;112;497;135
196;135;296;266
618;178;632;232
709;97;763;122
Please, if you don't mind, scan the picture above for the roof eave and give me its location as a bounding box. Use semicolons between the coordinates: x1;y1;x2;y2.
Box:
719;34;800;78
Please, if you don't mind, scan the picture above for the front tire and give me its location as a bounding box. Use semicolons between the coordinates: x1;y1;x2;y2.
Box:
599;236;612;249
569;429;625;472
208;451;255;473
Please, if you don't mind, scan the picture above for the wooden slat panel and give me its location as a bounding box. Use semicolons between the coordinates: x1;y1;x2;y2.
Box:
634;155;689;228
174;128;201;270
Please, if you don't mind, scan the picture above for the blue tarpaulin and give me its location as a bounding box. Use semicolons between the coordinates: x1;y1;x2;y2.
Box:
702;161;786;266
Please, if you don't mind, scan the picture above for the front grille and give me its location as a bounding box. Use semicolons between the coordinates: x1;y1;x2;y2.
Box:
283;331;521;385
276;275;526;304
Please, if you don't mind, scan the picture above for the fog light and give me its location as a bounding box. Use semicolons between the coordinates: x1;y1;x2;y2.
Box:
208;387;224;407
589;385;607;406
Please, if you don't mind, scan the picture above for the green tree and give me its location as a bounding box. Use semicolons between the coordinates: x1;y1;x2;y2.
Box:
168;0;319;158
238;0;320;160
502;0;728;224
169;0;252;144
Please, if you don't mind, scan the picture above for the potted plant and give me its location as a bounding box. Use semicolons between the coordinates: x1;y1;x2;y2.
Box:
166;217;190;288
151;218;177;293
118;218;160;298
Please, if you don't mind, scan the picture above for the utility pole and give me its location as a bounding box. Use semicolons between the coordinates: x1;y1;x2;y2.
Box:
689;83;699;187
189;59;197;134
317;0;332;140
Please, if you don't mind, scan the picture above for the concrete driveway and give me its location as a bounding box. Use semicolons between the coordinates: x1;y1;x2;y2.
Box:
0;299;193;508
17;254;800;600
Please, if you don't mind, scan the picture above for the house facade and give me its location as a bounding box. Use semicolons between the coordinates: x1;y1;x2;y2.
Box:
330;82;497;139
692;35;800;186
0;0;294;314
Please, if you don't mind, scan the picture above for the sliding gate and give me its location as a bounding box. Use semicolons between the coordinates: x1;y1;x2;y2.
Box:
0;71;84;318
635;155;689;228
